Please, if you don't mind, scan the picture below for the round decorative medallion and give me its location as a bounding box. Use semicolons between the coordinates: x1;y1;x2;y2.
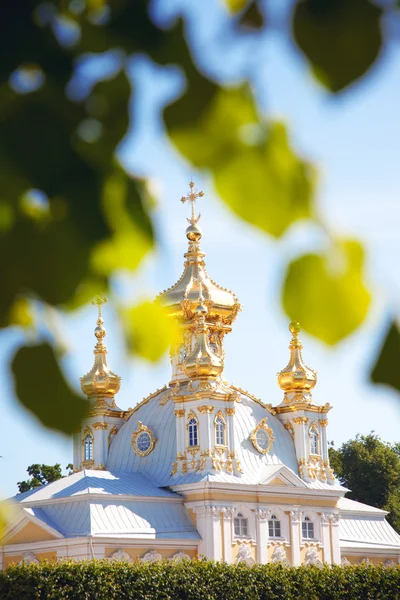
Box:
132;421;156;457
250;418;274;455
136;431;151;454
256;428;270;451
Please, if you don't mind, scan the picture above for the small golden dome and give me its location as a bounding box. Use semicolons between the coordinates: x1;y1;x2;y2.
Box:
183;302;224;379
277;322;317;393
80;299;121;399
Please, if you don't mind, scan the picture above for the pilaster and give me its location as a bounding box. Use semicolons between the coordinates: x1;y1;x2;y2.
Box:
330;513;341;564
320;513;332;564
289;510;301;566
255;509;269;564
221;507;234;563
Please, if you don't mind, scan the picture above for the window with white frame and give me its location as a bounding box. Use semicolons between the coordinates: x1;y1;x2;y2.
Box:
234;512;248;537
215;417;225;446
188;418;198;447
84;434;93;461
268;514;281;538
309;427;319;455
302;516;314;539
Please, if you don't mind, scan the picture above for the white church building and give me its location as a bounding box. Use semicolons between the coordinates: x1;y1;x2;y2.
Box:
2;182;400;568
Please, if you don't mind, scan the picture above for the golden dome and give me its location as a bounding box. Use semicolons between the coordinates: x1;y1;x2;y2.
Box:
157;182;241;327
182;298;224;379
277;322;317;393
80;297;121;400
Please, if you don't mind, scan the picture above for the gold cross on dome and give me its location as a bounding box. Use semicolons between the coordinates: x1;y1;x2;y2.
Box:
92;294;108;319
180;181;204;225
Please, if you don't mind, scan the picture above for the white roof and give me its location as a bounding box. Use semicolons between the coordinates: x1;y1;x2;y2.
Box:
338;497;387;515
107;389;301;486
340;515;400;550
14;470;176;503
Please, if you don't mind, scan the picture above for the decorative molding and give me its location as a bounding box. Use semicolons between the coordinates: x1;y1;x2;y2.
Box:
226;407;236;416
142;550;162;563
284;421;295;439
289;510;301;524
93;421;109;430
131;421;156;457
198;405;214;414
293;417;309;425
304;546;323;567
171;551;191;562
82;425;93;441
235;544;255;566
255;508;270;522
110;549;131;562
19;552;39;565
220;506;235;520
174;409;185;417
319;419;329;427
270;545;289;565
249;418;274;455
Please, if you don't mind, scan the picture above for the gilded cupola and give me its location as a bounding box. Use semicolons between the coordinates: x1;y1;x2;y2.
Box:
182;291;224;379
157;181;241;328
80;296;121;401
277;322;317;395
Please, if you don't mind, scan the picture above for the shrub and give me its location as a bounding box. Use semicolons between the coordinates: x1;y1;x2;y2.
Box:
0;560;400;600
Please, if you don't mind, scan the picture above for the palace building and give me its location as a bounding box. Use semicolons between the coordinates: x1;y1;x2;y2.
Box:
2;182;400;568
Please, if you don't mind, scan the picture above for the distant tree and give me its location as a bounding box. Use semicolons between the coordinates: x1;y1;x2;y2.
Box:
17;463;73;494
329;433;400;532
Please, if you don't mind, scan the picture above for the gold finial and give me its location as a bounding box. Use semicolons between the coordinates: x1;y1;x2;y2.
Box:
181;180;204;225
277;321;317;393
80;296;121;400
289;321;301;336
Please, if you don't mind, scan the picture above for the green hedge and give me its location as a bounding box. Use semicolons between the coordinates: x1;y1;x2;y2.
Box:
1;560;400;600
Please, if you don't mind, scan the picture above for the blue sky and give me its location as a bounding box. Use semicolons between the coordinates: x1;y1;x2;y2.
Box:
1;0;400;497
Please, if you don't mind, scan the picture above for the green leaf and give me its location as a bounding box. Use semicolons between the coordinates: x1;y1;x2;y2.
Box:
11;343;89;434
292;0;383;92
91;170;153;276
282;239;371;344
167;86;315;237
370;322;400;393
123;301;179;362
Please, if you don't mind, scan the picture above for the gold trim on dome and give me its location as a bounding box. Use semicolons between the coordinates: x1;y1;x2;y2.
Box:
250;418;274;455
276;402;331;415
231;385;277;415
131;421;156;457
284;421;295;440
124;386;167;420
108;425;118;447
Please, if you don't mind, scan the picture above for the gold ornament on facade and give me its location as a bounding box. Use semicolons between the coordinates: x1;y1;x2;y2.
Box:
320;419;329;427
93;422;109;430
131;421;156;457
284;421;295;440
277;322;317;394
198;405;214;414
250;418;274;455
80;295;121;400
174;409;185;417
226;407;236;416
293;417;309;425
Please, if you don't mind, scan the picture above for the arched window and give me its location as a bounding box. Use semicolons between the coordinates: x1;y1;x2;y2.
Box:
309;427;319;455
302;516;314;539
268;514;281;538
84;435;93;461
215;416;225;446
188;418;198;447
234;512;248;537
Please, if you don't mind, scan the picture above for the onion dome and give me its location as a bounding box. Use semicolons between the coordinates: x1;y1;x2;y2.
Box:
157;182;241;327
182;295;224;379
80;296;121;400
277;322;317;393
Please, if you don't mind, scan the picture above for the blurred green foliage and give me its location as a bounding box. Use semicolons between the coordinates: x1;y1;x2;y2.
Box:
0;0;398;442
17;463;73;493
329;433;400;533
